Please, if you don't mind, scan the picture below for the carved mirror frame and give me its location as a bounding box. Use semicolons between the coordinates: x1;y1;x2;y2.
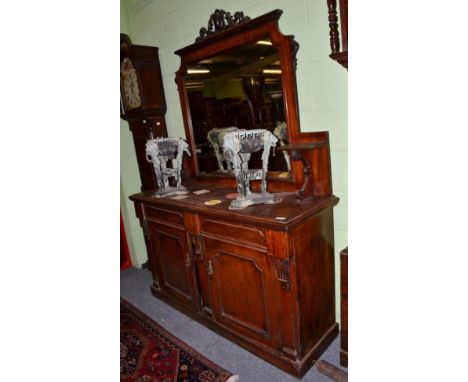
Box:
175;9;332;195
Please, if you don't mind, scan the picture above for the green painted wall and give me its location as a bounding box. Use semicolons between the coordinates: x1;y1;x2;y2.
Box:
120;0;347;318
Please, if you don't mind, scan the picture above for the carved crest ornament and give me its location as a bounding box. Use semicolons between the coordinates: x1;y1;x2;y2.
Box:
195;9;251;42
194;9;299;70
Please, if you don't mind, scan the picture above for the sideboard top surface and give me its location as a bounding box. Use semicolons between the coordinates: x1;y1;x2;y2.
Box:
130;183;338;230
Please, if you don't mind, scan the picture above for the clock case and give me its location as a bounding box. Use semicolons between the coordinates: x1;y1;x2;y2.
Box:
120;34;167;120
120;34;169;191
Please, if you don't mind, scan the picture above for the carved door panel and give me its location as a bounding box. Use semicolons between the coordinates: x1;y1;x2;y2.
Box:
203;237;280;348
148;221;196;308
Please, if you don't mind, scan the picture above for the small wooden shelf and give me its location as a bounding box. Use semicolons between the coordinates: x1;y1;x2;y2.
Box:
276;142;327;200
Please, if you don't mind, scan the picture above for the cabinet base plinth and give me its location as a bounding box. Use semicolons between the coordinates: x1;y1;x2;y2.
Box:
150;286;338;377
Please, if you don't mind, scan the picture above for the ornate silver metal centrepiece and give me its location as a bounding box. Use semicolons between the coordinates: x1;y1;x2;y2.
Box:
145;137;191;197
222;129;280;209
207;127;244;172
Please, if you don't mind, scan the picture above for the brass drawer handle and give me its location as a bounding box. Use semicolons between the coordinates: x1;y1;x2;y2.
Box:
207;260;214;276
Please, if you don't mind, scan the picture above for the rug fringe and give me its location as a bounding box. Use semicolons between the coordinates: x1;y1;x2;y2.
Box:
226;375;239;382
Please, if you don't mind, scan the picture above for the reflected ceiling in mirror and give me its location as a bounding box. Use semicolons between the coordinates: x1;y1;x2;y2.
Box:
184;39;291;178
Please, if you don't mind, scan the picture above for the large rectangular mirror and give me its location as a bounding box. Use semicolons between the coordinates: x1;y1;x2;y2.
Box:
184;38;290;178
175;9;332;196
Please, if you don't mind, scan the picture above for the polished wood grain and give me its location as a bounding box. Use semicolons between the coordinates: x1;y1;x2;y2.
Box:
130;183;339;377
147;221;197;309
294;208;336;356
144;205;184;226
339;0;348;52
202;219;266;248
205;238;279;348
131;184;338;231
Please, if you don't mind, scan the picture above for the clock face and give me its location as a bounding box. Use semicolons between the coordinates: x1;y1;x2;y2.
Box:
121;58;142;111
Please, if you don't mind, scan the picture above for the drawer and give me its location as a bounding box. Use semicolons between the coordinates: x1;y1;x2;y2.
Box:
201;218;267;248
144;205;184;226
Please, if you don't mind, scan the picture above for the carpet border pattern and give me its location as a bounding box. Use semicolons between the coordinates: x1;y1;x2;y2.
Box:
121;298;234;382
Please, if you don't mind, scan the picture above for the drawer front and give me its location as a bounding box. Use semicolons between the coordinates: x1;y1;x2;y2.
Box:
201;218;267;248
144;205;184;226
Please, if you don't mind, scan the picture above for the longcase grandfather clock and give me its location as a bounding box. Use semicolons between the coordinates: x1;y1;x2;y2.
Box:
120;33;168;191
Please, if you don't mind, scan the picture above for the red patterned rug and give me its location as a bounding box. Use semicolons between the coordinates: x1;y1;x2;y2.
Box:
120;299;235;382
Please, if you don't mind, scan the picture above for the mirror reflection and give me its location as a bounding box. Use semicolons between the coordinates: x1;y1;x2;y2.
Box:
184;39;291;177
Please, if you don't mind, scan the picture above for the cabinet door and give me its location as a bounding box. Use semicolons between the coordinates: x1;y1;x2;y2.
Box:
148;221;196;308
203;236;280;348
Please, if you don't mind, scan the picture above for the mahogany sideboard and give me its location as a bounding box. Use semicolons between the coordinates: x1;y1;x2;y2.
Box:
130;184;339;377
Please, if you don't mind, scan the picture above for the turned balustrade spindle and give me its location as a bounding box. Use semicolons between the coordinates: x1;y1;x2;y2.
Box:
327;0;340;54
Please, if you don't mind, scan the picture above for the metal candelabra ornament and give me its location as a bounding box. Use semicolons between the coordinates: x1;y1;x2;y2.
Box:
145;137;191;197
222;129;281;209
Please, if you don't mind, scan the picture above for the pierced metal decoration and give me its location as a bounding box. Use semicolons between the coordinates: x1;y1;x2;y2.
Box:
273;121;291;173
222;129;280;209
145;137;191;198
196;9;251;42
207;127;244;172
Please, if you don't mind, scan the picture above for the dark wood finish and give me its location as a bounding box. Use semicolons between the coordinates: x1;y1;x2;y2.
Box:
340;246;348;366
147;221;197;309
204;237;280;348
127;9;340;377
327;0;340;54
327;0;348;69
120;210;132;271
195;9;251;42
316;360;348;382
130;184;339;377
338;0;348;52
277;142;327;200
120;34;167;120
121;34;169;191
174;10;332;195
